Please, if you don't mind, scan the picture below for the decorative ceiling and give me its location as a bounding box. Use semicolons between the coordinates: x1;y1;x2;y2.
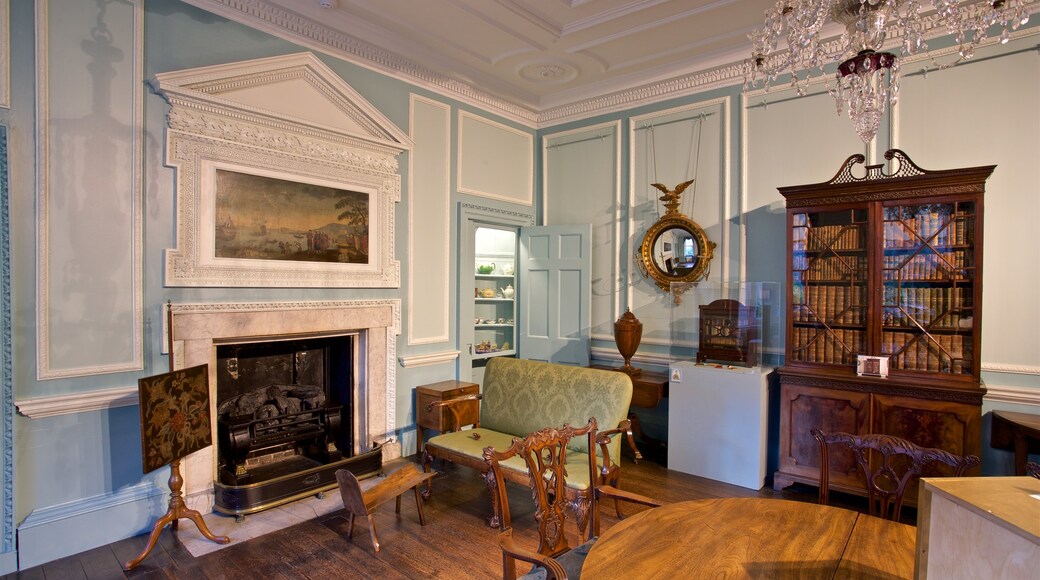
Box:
181;0;775;127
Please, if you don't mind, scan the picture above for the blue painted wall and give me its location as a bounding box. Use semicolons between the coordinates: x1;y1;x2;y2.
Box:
4;0;537;569
3;0;1038;570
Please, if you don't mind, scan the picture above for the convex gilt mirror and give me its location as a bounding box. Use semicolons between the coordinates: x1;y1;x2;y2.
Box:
639;179;715;299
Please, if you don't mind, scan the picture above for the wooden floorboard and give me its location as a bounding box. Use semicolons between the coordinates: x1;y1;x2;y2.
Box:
3;454;908;579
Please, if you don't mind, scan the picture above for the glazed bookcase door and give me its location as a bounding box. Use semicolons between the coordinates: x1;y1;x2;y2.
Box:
880;201;977;377
789;206;868;368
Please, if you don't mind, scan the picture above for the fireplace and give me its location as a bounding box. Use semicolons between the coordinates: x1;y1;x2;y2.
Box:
168;300;401;516
210;334;384;514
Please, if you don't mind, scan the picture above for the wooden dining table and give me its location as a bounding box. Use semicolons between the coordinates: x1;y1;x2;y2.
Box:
582;497;916;579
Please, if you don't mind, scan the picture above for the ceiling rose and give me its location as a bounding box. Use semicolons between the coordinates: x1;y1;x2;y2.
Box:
517;60;578;85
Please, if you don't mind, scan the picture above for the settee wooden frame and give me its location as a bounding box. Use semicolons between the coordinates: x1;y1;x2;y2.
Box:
419;358;638;533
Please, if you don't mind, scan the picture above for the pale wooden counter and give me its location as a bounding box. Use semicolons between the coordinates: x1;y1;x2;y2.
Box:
916;476;1040;579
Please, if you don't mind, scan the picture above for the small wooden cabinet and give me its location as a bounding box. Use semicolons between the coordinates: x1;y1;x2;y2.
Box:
697;299;758;367
773;151;992;498
415;380;479;451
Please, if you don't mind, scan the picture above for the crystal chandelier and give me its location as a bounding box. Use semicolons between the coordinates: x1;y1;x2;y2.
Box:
745;0;1034;142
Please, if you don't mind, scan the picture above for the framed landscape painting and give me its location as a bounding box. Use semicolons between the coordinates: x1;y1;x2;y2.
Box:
213;168;371;265
166;155;400;288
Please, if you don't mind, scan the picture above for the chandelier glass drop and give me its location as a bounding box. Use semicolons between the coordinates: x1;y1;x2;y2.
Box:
745;0;1033;142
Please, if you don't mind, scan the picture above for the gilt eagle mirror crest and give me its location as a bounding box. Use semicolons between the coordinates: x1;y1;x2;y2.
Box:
638;179;715;301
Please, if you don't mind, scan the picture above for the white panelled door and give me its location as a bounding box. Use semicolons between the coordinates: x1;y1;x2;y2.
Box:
518;225;592;366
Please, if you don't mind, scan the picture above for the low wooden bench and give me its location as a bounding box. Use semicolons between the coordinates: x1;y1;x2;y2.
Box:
335;463;436;552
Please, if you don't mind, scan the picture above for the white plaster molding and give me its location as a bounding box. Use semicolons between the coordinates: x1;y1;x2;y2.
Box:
177;0;538;127
398;350;460;368
169;299;401;512
456;110;534;205
35;0;144;379
541;120;623;334
984;384;1040;407
891;27;1040;151
983;363;1040;375
407;95;451;346
152;52;413;152
152;53;408;288
626;97;731;309
176;0;1040;129
590;345;672;368
540;62;748;127
16;386;139;419
0;0;9;109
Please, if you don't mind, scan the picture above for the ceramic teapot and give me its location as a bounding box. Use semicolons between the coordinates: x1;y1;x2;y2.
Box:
477;263;496;275
502;264;515;276
479;288;496;298
501;284;514;299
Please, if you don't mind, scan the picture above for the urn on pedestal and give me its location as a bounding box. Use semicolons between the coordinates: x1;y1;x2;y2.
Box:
613;308;643;377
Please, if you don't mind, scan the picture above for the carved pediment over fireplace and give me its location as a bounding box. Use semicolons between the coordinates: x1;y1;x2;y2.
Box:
152;52;412;288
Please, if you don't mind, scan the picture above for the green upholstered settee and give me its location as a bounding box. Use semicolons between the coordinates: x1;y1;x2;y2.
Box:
421;357;635;531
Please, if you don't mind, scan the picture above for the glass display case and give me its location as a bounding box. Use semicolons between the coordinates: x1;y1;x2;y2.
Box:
668;281;782;370
473;226;516;359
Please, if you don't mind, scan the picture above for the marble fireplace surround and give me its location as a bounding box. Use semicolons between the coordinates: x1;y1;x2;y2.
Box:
169;300;401;514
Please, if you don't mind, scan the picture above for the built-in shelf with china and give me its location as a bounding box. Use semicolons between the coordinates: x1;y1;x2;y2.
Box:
774;150;993;501
473;228;517;365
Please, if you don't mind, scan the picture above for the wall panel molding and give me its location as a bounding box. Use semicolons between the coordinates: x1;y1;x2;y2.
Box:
457;111;533;205
0;0;8;109
0;124;12;562
626;98;730;344
983;363;1040;375
398;350;460;368
542;120;621;342
35;0;144;379
984;384;1040;407
15;385;138;419
407;95;451;345
17;482;162;569
590;345;671;368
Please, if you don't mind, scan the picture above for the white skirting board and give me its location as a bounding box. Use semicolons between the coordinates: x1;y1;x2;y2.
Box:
667;362;772;490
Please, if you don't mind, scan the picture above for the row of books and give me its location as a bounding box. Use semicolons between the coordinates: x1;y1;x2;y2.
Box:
881;286;972;327
883;332;972;374
793;285;866;324
883;212;974;248
882;250;971;280
792;329;972;374
791;328;864;365
794;255;868;280
794;224;863;251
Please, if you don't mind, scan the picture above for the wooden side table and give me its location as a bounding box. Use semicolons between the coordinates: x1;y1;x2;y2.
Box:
415;380;479;451
991;410;1040;476
589;365;669;462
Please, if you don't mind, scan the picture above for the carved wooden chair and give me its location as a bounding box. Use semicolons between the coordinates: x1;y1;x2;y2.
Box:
483;418;660;580
1025;461;1040;479
811;427;980;521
